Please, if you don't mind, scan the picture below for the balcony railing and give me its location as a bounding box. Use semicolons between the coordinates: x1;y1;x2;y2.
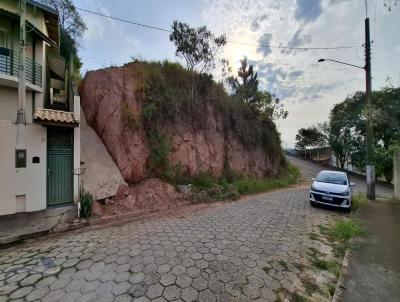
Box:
0;46;42;87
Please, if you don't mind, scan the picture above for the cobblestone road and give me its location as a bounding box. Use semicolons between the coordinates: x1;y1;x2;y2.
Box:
0;163;343;301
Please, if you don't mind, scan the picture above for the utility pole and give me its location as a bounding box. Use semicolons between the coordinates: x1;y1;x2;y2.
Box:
365;17;375;200
16;0;26;149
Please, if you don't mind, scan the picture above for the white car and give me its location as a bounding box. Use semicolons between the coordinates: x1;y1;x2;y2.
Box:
309;170;355;212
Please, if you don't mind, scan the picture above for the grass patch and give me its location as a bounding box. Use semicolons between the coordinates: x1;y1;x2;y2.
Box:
331;218;363;242
302;276;319;295
174;161;300;203
352;192;367;211
290;292;308;302
311;257;341;277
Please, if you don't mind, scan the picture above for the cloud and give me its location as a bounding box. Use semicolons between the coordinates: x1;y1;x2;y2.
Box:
250;14;268;32
294;0;323;23
281;29;312;55
257;33;273;57
288;70;304;79
329;0;351;4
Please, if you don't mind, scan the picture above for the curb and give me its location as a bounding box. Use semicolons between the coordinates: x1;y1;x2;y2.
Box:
0;221;89;249
331;246;352;302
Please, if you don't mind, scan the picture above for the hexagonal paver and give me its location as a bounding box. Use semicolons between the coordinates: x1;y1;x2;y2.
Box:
192;277;208;291
160;274;176;287
181;287;199;302
176;274;192;288
163;285;181;301
146;283;164;299
198;289;216;302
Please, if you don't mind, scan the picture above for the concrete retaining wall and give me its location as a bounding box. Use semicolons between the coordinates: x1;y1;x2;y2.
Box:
80;108;126;200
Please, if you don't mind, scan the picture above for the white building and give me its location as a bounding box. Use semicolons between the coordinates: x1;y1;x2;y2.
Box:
0;0;80;216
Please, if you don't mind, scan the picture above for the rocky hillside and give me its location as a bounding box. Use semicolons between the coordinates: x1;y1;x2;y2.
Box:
79;61;284;184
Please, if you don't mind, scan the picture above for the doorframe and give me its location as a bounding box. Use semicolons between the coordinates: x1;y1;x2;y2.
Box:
46;126;74;207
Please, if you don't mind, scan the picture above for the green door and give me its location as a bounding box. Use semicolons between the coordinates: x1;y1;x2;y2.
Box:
47;128;73;206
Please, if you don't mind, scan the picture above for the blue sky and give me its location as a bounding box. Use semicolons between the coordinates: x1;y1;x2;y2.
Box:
74;0;400;147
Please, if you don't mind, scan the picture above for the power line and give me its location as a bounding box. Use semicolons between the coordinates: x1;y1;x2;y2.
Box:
77;7;171;33
76;7;361;51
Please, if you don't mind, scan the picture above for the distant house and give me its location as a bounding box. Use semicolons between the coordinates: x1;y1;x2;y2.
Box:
0;0;80;215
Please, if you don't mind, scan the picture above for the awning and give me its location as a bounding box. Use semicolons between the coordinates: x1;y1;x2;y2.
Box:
33;108;79;127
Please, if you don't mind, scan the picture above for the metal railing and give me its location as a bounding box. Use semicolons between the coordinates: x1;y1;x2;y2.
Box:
0;46;42;87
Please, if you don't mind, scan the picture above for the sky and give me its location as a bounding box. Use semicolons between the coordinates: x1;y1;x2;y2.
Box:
74;0;400;148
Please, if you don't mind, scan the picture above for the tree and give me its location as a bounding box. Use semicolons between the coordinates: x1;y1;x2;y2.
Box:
169;21;226;73
228;57;288;120
227;57;259;104
329;93;364;168
38;0;86;75
326;87;400;178
295;126;327;150
254;91;288;120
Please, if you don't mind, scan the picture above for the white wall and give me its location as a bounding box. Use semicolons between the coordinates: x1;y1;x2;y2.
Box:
0;121;47;215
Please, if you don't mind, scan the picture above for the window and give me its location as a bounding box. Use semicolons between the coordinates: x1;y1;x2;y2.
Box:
16;149;27;168
0;28;7;48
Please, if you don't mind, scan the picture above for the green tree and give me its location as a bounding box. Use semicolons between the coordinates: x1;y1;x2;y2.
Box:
228;57;288;120
329;92;364;168
295;126;327;150
169;21;226;73
326;87;400;179
39;0;86;76
227;57;259;104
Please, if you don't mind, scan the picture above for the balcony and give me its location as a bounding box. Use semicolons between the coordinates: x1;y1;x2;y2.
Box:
0;46;42;88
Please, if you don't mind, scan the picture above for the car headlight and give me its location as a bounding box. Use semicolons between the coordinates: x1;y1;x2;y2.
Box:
311;185;317;191
337;190;350;196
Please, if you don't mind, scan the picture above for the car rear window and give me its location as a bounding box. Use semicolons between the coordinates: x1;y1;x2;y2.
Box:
316;172;347;185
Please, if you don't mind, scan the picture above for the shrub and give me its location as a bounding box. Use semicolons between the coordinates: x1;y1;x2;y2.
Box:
146;128;172;174
80;187;93;218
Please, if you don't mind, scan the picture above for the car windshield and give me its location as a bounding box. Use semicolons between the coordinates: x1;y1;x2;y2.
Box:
315;172;347;185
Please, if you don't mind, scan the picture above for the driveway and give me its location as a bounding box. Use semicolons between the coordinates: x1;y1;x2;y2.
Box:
0;158;356;302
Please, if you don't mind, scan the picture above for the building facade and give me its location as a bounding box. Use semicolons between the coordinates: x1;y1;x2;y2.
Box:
0;0;80;215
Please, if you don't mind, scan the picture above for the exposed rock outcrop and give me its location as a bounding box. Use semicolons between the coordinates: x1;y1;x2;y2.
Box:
80;63;282;183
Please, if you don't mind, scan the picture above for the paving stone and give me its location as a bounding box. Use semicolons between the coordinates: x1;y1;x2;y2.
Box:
145;283;164;299
128;272;145;284
181;287;199;302
80;280;101;293
160;274;176;286
26;286;50;301
163;285;181;301
192;277;208;291
176;274;192;288
42;289;66;302
9;286;34;299
20;273;42;286
128;281;147;298
198;289;216;302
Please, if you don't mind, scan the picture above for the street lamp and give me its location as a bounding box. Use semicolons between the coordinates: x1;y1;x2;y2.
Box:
318;18;375;201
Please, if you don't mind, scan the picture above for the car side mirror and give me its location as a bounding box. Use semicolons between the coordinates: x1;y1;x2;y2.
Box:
311;178;315;181
350;182;356;187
